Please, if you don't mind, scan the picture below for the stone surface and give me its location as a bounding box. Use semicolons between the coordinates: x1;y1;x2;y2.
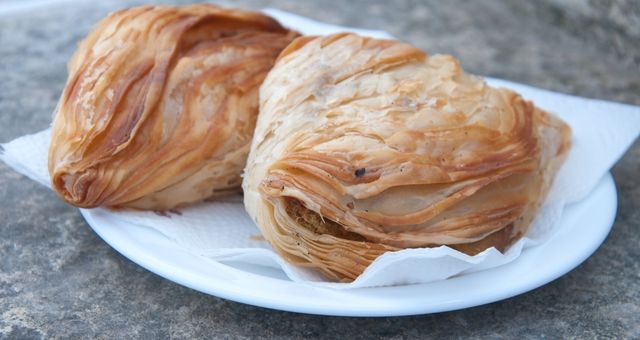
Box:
0;0;638;338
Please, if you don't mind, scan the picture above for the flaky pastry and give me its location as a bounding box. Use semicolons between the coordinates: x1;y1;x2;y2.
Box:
49;4;298;209
243;33;571;282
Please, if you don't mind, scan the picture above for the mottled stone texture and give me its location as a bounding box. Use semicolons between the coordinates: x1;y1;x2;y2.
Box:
0;0;638;338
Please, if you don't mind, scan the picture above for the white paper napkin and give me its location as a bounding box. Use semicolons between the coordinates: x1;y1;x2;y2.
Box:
1;9;639;289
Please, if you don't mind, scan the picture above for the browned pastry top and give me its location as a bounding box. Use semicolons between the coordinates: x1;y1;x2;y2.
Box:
243;33;571;281
49;5;298;209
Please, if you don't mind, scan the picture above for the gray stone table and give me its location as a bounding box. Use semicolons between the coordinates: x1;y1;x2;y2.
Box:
1;0;638;338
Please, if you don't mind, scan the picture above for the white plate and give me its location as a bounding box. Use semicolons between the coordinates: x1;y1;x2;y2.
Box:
79;173;617;316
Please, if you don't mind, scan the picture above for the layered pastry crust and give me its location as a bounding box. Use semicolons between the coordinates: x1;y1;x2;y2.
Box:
48;4;298;209
243;33;571;281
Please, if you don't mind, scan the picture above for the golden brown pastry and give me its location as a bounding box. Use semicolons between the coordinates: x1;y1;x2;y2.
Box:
48;4;298;209
243;33;571;282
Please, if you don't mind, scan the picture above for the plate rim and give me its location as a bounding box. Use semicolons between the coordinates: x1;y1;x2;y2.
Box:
80;173;617;317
